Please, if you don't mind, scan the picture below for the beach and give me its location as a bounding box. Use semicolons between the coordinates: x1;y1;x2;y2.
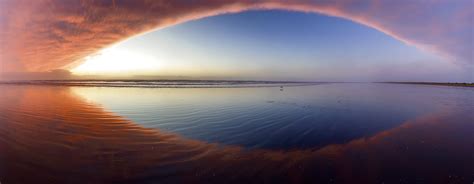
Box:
0;83;473;183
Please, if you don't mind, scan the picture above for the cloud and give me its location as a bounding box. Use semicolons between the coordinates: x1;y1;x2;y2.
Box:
0;69;72;80
0;0;472;73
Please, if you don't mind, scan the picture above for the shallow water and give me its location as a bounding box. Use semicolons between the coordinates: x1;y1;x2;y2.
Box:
72;83;471;149
0;83;473;183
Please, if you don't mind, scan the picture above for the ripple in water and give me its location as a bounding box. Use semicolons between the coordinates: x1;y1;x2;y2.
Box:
0;83;473;183
72;83;472;150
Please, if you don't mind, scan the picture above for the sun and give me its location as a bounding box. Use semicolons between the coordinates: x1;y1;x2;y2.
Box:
72;47;162;76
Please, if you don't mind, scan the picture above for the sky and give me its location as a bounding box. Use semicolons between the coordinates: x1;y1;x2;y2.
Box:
0;0;472;82
72;10;469;81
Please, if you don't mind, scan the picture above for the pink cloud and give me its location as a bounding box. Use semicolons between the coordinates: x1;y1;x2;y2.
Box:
0;0;472;73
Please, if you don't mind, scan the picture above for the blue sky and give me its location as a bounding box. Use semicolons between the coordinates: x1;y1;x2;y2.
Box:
85;10;467;81
3;0;471;82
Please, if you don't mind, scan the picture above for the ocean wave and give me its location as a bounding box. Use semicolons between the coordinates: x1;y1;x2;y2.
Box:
0;80;325;88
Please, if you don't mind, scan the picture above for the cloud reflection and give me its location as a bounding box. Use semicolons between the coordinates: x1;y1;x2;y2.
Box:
0;85;472;183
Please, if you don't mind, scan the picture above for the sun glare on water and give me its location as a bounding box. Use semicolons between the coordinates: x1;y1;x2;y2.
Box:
72;47;162;76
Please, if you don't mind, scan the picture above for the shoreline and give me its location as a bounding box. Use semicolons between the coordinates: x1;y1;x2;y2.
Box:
0;80;326;88
382;82;474;88
1;80;472;88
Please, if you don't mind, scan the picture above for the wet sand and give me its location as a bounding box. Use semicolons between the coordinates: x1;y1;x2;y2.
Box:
0;85;473;184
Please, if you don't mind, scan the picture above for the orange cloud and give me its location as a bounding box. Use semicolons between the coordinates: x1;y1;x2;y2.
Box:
0;0;472;73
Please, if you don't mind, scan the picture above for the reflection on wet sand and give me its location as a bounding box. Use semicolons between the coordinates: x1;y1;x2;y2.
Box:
0;86;472;184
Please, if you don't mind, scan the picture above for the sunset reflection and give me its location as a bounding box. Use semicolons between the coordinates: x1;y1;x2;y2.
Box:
0;85;472;184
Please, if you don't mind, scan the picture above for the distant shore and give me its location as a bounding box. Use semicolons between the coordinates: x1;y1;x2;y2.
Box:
0;80;325;88
1;80;473;88
383;82;474;87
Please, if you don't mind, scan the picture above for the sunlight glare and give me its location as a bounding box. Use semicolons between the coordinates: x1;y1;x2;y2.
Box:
72;47;162;76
